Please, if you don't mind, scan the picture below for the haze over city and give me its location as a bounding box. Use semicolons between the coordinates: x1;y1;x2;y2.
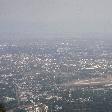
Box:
0;0;112;36
1;0;112;112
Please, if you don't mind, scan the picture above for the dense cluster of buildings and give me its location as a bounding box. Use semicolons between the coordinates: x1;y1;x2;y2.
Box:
1;38;112;111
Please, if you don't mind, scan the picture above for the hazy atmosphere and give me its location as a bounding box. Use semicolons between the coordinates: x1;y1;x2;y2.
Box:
0;0;112;35
1;1;112;112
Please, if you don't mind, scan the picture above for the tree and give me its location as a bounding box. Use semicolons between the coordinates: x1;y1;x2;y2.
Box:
0;104;6;112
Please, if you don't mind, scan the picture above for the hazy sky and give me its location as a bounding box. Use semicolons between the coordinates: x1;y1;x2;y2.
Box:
0;0;112;34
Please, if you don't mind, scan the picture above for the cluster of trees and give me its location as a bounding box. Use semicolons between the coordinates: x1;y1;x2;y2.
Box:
0;104;6;112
